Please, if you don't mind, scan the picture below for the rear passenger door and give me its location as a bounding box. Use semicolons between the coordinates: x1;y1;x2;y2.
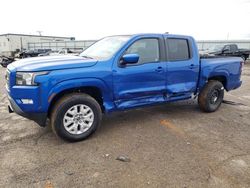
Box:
165;38;199;99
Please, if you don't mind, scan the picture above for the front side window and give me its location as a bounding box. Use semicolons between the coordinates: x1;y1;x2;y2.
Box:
125;38;160;64
209;45;224;52
167;39;190;61
80;36;131;60
230;45;237;52
223;45;230;51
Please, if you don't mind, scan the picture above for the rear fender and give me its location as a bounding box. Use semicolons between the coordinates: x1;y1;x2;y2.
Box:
199;67;229;91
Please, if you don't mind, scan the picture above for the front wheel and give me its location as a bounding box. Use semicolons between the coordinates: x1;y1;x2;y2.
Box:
50;93;102;142
198;80;224;112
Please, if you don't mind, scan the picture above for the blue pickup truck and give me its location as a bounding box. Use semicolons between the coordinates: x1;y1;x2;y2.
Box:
6;33;243;141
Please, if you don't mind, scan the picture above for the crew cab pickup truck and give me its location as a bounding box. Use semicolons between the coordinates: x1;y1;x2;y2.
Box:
5;34;243;142
207;44;250;61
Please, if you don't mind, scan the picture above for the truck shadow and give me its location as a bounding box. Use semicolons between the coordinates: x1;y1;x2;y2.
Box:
98;99;201;135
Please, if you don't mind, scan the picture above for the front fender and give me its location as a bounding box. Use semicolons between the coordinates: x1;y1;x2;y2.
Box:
47;78;115;112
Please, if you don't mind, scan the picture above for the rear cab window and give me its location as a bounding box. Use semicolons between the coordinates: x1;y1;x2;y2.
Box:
166;38;191;61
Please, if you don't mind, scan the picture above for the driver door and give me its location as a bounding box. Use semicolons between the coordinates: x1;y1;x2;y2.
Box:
112;37;166;109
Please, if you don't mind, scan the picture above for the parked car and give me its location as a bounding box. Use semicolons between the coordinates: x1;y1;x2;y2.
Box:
18;49;51;58
0;56;15;68
6;33;243;142
38;51;52;57
49;48;82;56
208;44;250;61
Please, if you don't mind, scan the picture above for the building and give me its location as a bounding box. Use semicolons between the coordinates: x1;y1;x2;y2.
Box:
2;33;249;57
0;33;74;56
28;39;250;53
197;40;250;50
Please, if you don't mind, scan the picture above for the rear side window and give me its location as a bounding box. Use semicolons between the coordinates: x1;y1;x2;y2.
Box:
167;39;190;61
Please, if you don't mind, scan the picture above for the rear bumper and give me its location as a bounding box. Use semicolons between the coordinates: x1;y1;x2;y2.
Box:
8;95;47;127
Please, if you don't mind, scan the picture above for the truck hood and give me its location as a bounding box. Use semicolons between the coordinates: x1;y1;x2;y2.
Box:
9;55;98;71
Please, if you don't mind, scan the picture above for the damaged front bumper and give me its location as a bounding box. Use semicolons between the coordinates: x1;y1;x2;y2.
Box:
8;95;47;127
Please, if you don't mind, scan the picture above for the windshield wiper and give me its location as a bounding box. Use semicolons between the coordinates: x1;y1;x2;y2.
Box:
81;55;94;59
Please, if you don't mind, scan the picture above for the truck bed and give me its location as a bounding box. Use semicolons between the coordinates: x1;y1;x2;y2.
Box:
199;56;243;91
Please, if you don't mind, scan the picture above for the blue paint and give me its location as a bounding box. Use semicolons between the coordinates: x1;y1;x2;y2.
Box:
6;33;242;122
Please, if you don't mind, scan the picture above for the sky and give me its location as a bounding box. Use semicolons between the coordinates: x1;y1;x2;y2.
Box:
1;0;250;40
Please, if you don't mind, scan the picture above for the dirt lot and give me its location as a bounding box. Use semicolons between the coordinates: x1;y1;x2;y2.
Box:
1;63;250;188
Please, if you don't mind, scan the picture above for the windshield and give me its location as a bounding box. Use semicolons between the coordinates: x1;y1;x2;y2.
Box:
80;36;131;60
209;45;224;52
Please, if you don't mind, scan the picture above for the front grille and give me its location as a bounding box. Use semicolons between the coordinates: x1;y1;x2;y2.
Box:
5;70;10;90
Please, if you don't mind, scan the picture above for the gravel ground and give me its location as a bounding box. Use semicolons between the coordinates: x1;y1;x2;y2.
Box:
0;62;250;187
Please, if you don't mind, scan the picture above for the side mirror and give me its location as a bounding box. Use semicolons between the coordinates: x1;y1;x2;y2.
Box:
120;54;139;65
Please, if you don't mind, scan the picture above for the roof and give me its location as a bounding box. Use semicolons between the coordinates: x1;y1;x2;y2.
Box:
131;33;193;39
0;33;73;39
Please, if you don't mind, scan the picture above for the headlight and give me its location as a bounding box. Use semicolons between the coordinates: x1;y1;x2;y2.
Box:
16;71;49;86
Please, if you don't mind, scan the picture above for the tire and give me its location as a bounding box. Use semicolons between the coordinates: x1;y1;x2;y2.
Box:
198;80;224;112
50;93;102;142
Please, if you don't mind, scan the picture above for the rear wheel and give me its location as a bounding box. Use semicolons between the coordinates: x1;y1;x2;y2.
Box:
198;80;224;112
50;93;102;142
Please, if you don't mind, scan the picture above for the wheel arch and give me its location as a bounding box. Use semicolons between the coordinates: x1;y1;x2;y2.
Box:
47;78;114;117
208;75;227;91
48;86;105;117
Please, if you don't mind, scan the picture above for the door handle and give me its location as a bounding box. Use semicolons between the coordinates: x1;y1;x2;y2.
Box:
155;66;163;72
189;64;196;69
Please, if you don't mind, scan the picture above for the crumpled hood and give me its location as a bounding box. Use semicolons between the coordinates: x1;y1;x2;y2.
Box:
10;55;98;71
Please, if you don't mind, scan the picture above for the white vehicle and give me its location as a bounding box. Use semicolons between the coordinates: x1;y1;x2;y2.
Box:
50;48;82;56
